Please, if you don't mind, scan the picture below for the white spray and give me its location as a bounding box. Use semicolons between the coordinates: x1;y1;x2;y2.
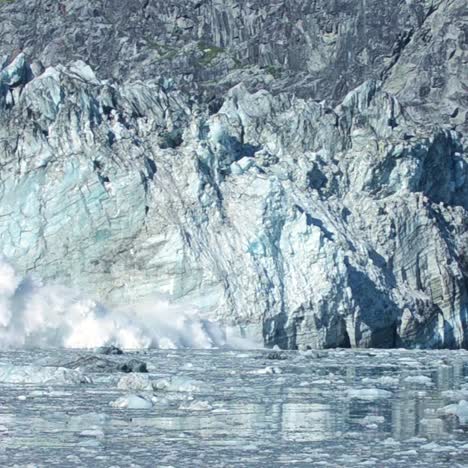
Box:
0;258;256;350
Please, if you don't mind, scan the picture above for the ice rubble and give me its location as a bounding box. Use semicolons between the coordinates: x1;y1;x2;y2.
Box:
153;376;204;393
0;366;91;384
117;374;154;392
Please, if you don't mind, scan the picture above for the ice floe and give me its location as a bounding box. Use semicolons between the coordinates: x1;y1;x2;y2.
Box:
438;400;468;425
0;366;91;384
403;375;433;386
110;394;153;409
346;389;393;400
117;373;154;392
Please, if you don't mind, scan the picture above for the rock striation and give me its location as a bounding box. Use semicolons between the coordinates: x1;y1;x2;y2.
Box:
0;0;466;348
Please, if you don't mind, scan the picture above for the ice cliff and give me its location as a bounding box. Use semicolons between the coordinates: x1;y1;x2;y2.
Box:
0;0;466;348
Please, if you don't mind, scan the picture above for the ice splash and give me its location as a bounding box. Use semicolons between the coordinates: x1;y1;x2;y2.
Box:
0;259;255;349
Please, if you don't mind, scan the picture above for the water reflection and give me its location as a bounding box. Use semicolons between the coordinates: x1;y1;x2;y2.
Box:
0;349;466;466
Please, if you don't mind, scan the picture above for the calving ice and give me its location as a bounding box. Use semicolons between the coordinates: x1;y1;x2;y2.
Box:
0;0;466;465
0;258;252;349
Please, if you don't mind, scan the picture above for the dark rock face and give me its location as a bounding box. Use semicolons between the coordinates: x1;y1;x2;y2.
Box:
1;0;465;126
0;0;466;349
96;345;124;355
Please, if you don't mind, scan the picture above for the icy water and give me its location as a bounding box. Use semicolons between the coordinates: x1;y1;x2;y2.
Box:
0;349;467;467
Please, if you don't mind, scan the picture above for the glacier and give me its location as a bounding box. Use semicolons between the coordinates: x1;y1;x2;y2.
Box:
0;0;466;349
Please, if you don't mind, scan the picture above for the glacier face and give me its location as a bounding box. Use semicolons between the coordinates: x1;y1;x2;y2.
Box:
0;0;467;349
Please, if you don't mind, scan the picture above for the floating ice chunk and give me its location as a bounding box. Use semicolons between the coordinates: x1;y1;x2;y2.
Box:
420;442;454;452
383;438;399;446
407;437;427;443
179;400;212;411
0;366;91;385
439;400;468;425
312;379;331;384
397;359;420;367
404;375;433;386
68;413;107;431
79;429;104;438
420;417;445;434
361;415;385;425
110;394;153;409
117;374;154;392
441;389;468;401
28;390;48;397
361;376;399;386
49;391;72;397
212;407;229;414
251;366;282;375
346;389;392;400
154;376;203;392
393;450;418;456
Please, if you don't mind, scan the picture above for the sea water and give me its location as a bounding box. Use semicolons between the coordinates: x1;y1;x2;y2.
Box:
0;348;466;467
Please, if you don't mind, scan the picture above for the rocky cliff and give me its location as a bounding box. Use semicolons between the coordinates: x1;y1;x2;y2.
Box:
0;0;467;348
